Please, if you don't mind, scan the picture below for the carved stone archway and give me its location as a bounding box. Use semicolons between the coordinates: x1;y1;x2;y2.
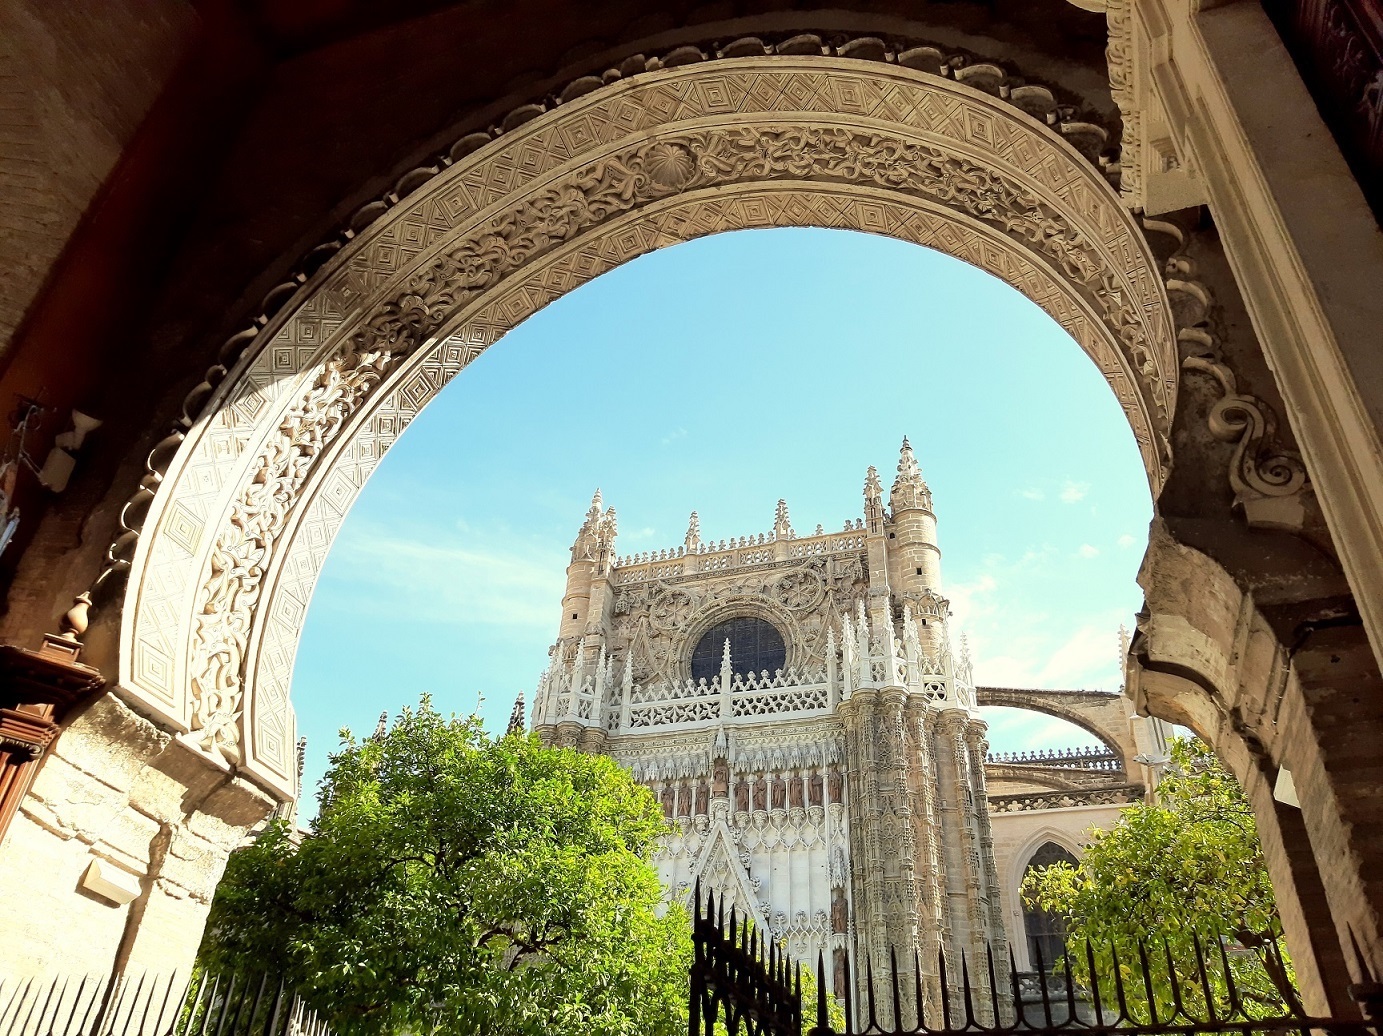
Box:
118;56;1174;802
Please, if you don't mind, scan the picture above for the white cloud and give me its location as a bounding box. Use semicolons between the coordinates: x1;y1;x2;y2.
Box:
1016;487;1045;501
660;426;688;445
1077;543;1099;559
1117;533;1136;549
1036;624;1122;688
1059;480;1089;504
319;521;567;632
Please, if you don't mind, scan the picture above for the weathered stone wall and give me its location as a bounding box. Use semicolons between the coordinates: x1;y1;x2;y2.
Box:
0;695;273;976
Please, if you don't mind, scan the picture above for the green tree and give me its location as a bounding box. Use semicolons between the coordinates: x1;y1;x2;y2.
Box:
200;697;690;1036
1021;737;1296;1018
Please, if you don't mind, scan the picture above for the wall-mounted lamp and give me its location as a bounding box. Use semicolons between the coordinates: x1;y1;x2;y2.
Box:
4;400;102;494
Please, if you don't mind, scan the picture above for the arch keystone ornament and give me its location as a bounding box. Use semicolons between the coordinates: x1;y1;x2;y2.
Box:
120;57;1175;800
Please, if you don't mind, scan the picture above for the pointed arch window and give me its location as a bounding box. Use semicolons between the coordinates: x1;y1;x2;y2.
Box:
1022;842;1079;970
691;617;786;683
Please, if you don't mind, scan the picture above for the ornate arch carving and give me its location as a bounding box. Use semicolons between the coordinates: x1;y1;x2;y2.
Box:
118;57;1175;798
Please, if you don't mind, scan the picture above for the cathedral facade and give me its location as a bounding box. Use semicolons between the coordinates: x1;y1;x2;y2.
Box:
532;441;1006;1009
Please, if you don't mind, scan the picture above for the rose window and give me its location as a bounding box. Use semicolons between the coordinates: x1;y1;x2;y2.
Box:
690;616;787;683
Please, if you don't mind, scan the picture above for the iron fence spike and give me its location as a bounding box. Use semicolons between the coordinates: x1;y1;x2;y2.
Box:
815;951;829;1033
158;973;186;1036
247;975;269;1036
197;977;221;1036
1084;938;1105;1029
133;973;161;1036
1192;932;1216;1023
1062;944;1077;1023
1134;939;1158;1026
1009;944;1029;1030
76;976;106;1036
15;978;40;1036
914;948;926;1033
1108;943;1132;1026
1159;937;1185;1023
842;951;855;1036
939;947;952;1032
1032;937;1053;1030
213;973;237;1036
114;973;148;1036
180;974;208;1036
865;953;879;1032
984;945;1000;1032
59;975;90;1036
33;975;62;1036
889;946;903;1033
1215;931;1245;1019
960;952;977;1031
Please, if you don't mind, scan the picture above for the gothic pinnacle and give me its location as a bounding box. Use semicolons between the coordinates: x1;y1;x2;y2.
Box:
506;692;526;736
685;510;701;551
773;498;793;538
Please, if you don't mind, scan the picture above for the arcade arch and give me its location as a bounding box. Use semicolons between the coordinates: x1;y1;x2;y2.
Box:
0;30;1378;1014
119;55;1174;800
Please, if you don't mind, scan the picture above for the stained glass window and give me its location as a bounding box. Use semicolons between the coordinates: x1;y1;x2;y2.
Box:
690;617;787;683
1022;842;1079;970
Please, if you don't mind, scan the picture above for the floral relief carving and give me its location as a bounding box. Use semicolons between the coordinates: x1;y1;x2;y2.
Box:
774;569;825;611
351;124;1170;440
189;338;413;761
650;588;697;631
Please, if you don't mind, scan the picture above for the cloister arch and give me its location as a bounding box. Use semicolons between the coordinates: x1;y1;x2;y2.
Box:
118;54;1175;800
4;17;1379;1011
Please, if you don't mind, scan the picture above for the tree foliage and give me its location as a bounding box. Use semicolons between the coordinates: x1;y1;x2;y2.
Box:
200;698;690;1036
1021;737;1296;1018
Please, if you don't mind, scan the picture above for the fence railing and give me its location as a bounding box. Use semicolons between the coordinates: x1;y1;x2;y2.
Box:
0;972;331;1036
690;882;803;1036
803;934;1380;1036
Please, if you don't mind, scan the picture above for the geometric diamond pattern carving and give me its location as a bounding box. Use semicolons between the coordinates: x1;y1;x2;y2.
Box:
120;58;1174;803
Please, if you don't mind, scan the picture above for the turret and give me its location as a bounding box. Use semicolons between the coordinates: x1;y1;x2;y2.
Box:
886;437;942;598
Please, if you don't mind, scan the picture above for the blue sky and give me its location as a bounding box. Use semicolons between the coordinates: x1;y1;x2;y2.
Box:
292;228;1153;806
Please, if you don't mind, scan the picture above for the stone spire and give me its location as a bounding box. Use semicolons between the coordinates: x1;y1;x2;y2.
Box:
506;692;526;736
685;511;701;552
571;489;604;561
372;710;388;740
773;499;793;539
890;436;932;513
863;465;884;528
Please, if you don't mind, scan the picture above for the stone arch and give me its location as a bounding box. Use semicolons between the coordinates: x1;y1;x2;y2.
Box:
999;826;1088;971
116;56;1174;801
976;687;1136;767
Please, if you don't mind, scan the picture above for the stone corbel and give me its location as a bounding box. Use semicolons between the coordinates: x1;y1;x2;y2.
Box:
1182;354;1311;530
1152;218;1314;533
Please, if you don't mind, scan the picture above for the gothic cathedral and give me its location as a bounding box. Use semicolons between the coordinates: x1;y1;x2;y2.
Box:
532;440;1006;1011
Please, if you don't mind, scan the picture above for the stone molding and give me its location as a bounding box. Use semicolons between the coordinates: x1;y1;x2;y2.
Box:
115;57;1174;801
988;783;1144;813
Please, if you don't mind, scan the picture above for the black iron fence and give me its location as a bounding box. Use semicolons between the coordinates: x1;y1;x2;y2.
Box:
688;895;1379;1036
0;972;330;1036
690;882;804;1036
804;935;1380;1036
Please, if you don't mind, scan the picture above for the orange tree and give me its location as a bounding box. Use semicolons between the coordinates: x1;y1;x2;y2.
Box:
200;697;689;1036
1022;737;1295;1018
